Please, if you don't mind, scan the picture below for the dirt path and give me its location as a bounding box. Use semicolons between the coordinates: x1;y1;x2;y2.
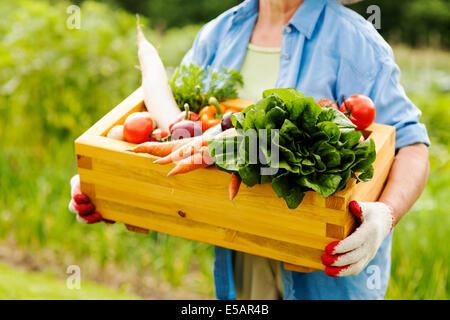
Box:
0;238;213;300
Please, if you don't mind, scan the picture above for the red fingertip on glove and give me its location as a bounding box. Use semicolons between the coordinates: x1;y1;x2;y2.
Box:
82;212;103;224
323;241;350;276
349;200;363;219
321;253;340;266
73;193;90;204
325;241;340;255
73;202;95;216
324;265;350;277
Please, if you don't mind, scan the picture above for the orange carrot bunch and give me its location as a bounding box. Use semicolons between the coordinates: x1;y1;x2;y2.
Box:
130;128;237;177
130;128;242;198
167;146;215;176
130;137;195;157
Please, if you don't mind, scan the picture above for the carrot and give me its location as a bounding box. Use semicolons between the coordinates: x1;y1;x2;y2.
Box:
228;173;242;200
154;128;238;165
167;146;214;176
154;136;208;164
220;128;238;137
130;137;195;157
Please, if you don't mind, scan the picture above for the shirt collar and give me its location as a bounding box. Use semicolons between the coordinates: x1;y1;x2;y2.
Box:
232;0;327;39
288;0;327;39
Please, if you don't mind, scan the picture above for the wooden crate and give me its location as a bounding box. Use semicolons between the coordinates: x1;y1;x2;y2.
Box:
75;88;396;272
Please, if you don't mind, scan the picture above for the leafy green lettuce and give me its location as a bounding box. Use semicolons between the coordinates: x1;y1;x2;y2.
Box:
208;88;376;209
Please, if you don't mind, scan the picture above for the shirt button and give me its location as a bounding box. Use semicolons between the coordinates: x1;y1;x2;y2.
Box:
283;53;290;60
285;25;292;33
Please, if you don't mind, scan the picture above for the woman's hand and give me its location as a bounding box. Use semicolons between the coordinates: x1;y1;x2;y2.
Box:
68;175;103;224
321;200;394;277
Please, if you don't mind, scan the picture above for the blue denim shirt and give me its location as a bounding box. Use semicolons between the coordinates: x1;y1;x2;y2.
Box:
181;0;430;300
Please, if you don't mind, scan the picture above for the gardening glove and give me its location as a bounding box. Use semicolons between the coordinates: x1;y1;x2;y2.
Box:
321;200;394;277
68;174;103;224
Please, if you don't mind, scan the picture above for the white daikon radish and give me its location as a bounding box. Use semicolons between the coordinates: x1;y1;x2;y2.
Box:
137;23;180;131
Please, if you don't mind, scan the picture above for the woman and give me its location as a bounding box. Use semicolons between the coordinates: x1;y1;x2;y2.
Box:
70;0;430;300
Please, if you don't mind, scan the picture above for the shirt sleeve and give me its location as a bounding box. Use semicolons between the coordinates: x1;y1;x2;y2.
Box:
371;59;430;149
337;56;430;150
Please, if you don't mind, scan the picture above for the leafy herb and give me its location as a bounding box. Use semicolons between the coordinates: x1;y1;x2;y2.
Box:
208;88;376;209
169;63;243;114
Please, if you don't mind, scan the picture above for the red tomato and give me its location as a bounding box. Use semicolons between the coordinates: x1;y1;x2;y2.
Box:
318;99;338;110
123;112;155;144
150;128;169;142
340;95;376;130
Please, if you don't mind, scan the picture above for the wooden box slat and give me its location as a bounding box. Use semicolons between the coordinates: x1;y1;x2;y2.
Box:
78;168;335;248
94;198;325;269
75;88;396;272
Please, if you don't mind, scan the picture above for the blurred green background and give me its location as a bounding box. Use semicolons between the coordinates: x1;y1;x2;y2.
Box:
0;0;448;299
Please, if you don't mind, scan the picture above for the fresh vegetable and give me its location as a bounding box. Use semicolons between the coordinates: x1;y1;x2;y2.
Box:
170;119;202;140
221;111;235;131
340;95;376;130
169;63;243;114
208;88;376;209
123;112;155;144
155;128;237;165
169;104;200;132
208;97;222;114
150;128;169;142
199;105;221;131
154;136;208;165
203;123;223;137
106;125;124;141
167;146;215;176
318;99;339;110
228;173;242;200
131;137;196;157
137;23;180;131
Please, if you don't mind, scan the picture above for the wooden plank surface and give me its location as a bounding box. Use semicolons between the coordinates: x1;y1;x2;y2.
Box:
76;135;352;225
350;124;396;202
79;167;340;248
94;198;326;270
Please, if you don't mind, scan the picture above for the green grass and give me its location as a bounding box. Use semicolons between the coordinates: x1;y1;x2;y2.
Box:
0;263;140;300
386;138;450;299
0;1;448;300
0;0;212;298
